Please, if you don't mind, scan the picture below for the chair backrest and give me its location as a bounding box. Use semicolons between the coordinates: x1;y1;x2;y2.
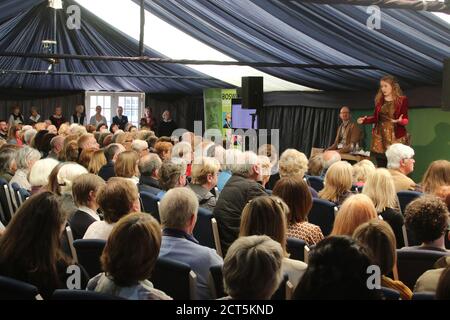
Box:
307;176;324;192
270;274;289;300
18;188;30;205
193;207;215;250
0;179;14;224
65;226;78;263
140;191;160;222
286;237;308;262
380;286;400;300
412;292;435;300
397;191;422;215
0;275;40;300
73;239;106;278
308;198;337;236
150;257;197;300
9;182;21;211
397;249;449;289
52;289;124;300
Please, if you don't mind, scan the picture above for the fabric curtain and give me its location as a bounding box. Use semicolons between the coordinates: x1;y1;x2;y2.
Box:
259;105;340;157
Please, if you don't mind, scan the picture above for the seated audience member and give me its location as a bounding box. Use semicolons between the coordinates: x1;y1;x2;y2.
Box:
436;185;450;211
214;151;267;255
326;106;362;154
33;129;49;153
0;120;7;141
78;133;100;151
84;178;141;240
353;220;412;300
154;141;173;161
352;159;375;188
363;168;405;248
223;235;284;300
131;139;149;158
278;149;318;197
188;157;220;211
114;151;139;184
436;266;450;300
10;146;41;191
331;194;378;236
240;196;307;288
48;136;64;160
115;132;133;152
96;123;108;133
404;195;449;252
109;123;119;134
273;177;324;246
257;144;279;190
78;148;96;169
69;123;87;137
307;153;323;177
138;153;162;194
69;174;106;240
257;155;272;189
386;143;418;192
217;148;240;192
0;147;17;182
421;160;450;195
29;158;59;194
58;123;70;137
88;150;107;175
49;106;66;129
62;140;79;162
318;161;354;206
39;133;56;157
7;125;22;146
320;150;341;177
415;256;450;294
98;143;125;181
23;128;37;146
157;158;187;199
0;192;81;299
47;163;88;217
87;213;171;300
159;188;223;299
293;236;380;300
47;125;58;135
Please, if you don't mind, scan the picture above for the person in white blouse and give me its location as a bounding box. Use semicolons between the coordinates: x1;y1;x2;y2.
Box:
83;177;141;240
89;105;108;127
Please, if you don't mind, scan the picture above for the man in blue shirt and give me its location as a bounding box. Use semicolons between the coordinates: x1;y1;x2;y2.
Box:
112;106;128;130
158;187;223;299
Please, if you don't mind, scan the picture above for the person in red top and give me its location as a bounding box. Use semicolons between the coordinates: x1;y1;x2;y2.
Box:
140;106;157;131
357;75;409;168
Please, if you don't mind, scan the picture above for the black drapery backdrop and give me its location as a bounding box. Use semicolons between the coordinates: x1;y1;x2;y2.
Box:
0;89;85;122
259;105;340;157
145;94;204;134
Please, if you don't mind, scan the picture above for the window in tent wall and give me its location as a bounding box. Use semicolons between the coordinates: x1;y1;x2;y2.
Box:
85;92;145;127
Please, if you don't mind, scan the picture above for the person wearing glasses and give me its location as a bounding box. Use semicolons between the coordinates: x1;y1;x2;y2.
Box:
327;106;362;154
385;143;418;192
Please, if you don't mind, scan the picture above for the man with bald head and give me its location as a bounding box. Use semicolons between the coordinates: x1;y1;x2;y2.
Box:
327;106;362;153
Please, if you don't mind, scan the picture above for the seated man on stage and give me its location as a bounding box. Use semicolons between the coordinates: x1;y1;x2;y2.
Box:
327;106;362;154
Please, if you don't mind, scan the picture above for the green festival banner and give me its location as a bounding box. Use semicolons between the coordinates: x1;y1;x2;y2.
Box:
203;88;237;138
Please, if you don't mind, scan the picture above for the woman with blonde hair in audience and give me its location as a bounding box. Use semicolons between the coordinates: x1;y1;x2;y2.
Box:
114;151;140;184
331;194;378;236
352;159;375;188
155;141;173;161
87;213;171;300
84;178;141;240
116;132;134;151
29;158;60;194
78;148;96;169
256;155;272;189
188;157;220;210
307;153;323;177
353;219;412;299
421;160;450;195
57;122;70;137
273;177;324;246
88;149;107;175
319;161;353;206
240;196;308;288
363;168;405;248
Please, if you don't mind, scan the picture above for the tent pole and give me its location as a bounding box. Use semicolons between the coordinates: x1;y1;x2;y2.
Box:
139;0;145;56
286;0;450;13
0;52;379;70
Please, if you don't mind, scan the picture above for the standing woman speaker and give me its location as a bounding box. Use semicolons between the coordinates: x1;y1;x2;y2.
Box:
357;75;409;168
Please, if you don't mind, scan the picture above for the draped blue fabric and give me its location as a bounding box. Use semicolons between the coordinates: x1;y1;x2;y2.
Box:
138;0;450;90
0;0;229;93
